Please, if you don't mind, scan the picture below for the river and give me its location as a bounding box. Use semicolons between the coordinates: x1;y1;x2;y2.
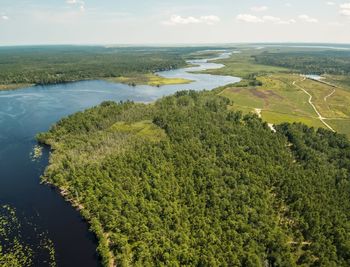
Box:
0;52;240;266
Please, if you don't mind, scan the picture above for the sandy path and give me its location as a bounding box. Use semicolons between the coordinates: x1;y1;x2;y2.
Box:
254;108;262;118
293;78;335;132
324;89;336;102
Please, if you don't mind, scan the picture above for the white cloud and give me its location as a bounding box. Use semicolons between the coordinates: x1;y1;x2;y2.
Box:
327;1;336;5
265;16;296;24
236;14;263;23
298;14;319;23
285;3;292;7
339;3;350;16
200;15;220;25
340;9;350;15
1;15;9;20
163;15;220;25
285;19;297;24
262;15;281;23
66;0;85;12
250;6;268;12
340;3;350;8
237;14;296;24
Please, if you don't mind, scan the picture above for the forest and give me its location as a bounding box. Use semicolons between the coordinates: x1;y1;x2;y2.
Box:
254;50;350;75
37;89;350;266
0;46;223;86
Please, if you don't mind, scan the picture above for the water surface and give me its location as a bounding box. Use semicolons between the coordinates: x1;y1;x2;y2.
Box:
0;52;239;266
304;74;323;81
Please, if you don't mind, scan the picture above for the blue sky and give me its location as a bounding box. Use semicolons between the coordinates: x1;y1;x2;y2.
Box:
0;0;350;45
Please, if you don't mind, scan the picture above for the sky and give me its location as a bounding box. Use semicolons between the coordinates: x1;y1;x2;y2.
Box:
0;0;350;45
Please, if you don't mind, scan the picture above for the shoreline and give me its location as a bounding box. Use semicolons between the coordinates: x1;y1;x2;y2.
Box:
0;83;34;91
36;51;236;266
39;161;118;267
0;73;192;92
41;177;115;266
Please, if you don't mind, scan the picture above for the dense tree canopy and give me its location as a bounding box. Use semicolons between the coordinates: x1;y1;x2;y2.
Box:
38;90;350;266
0;46;186;85
254;50;350;75
0;46;230;86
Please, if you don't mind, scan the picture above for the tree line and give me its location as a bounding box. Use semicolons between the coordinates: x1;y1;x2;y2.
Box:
38;90;350;266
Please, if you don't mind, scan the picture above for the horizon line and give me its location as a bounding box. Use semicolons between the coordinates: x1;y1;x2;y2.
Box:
1;42;350;48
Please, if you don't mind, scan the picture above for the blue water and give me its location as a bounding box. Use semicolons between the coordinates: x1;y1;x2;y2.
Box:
304;74;323;81
0;52;240;266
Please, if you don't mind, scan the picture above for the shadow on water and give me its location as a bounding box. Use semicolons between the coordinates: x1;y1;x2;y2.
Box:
0;51;240;266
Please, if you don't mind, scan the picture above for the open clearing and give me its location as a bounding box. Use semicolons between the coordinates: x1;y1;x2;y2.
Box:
107;73;191;87
293;78;335;132
202;49;288;78
0;84;33;91
206;48;350;137
220;73;350;137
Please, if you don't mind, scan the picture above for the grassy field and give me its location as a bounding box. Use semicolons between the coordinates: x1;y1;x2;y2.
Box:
299;79;350;118
207;47;350;137
327;119;350;135
222;75;350;136
262;110;324;128
0;84;33;91
220;73;322;125
184;50;226;60
110;120;166;142
107;73;191;87
218;71;350;136
203;49;289;78
209;50;350;136
324;74;350;91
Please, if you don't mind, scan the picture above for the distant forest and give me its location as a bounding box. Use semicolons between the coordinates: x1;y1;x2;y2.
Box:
38;90;350;266
254;50;350;75
0;46;223;85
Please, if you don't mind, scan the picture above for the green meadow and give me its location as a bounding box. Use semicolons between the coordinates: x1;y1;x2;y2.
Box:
208;49;350;137
203;49;288;78
107;73;191;87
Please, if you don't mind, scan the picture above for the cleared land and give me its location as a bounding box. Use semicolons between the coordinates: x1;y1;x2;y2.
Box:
110;120;166;142
107;73;191;87
220;74;350;137
293;78;335;132
324;74;350;91
201;49;288;78
220;74;326;128
0;84;33;91
209;49;350;137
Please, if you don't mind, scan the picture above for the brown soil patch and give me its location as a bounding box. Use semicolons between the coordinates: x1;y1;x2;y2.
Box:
226;87;242;93
250;89;283;100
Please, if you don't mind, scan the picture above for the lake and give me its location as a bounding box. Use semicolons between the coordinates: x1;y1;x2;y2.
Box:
0;52;240;266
